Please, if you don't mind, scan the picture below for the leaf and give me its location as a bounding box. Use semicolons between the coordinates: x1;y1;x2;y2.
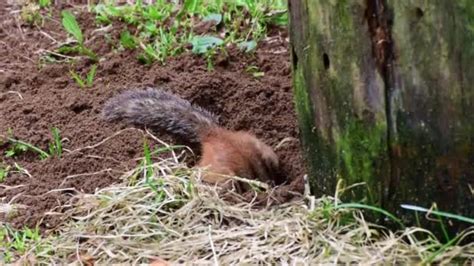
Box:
203;13;222;25
144;21;158;36
5;150;15;158
61;11;83;44
79;47;98;62
182;0;200;14
144;5;165;21
335;203;405;228
190;36;223;54
238;40;257;53
39;0;51;8
17;143;28;152
245;65;264;77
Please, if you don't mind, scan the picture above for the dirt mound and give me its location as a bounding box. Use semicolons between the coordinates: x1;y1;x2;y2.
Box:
0;3;305;230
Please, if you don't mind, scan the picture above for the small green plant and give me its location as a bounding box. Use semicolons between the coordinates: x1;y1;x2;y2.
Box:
0;164;10;182
70;64;98;88
5;137;49;160
48;127;63;157
1;226;42;263
38;0;51;8
120;30;137;49
59;11;98;61
142;139;165;201
20;3;42;26
5;141;29;158
3;129;62;160
91;0;288;65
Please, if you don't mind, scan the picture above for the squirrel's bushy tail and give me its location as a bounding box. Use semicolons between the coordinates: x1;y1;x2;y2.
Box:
102;88;218;144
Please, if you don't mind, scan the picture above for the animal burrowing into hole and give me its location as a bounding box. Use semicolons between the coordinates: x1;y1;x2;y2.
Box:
102;87;282;191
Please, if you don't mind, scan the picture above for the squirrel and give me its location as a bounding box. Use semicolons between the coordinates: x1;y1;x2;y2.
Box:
102;87;281;190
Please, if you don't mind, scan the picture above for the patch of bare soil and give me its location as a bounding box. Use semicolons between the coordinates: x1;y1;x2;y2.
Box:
0;3;305;230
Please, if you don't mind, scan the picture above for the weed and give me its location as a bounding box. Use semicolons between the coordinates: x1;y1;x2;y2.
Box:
3;128;65;160
86;64;98;86
20;3;42;26
1;226;43;263
205;50;215;71
48;127;63;157
70;64;98;88
38;0;51;8
137;27;187;64
70;70;86;88
5;137;49;160
5;141;29;158
401;204;474;225
92;0;287;65
190;35;224;70
402;203;474;242
0;164;10;182
142;139;165;201
59;11;98;61
120;30;137;49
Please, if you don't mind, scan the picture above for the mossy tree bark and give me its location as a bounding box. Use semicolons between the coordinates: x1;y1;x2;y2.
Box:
289;0;473;234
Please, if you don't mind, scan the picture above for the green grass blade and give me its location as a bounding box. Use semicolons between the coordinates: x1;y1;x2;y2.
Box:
183;0;200;14
401;204;474;224
61;11;83;44
79;46;98;61
51;127;62;157
143;139;158;192
86;65;97;87
423;235;460;264
6;137;50;159
335;203;405;228
70;70;85;88
120;31;137;49
39;0;51;8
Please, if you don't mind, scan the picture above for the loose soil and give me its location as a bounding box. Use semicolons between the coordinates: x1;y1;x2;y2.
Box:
0;3;305;230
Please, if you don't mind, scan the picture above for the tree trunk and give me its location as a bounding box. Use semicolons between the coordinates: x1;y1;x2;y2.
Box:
289;0;473;234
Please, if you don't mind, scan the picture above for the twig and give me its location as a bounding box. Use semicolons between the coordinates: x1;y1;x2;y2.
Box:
58;169;113;188
0;91;24;100
208;225;219;266
67;128;143;154
38;29;59;44
275;137;297;150
36;48;78;60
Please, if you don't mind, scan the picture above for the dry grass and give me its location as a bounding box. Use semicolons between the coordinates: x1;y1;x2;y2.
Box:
3;142;474;265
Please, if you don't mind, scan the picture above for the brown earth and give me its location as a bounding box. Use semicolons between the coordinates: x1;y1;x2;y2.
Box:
0;3;305;230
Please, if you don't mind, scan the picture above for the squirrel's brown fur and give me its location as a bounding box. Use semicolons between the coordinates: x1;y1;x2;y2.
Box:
102;88;281;188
